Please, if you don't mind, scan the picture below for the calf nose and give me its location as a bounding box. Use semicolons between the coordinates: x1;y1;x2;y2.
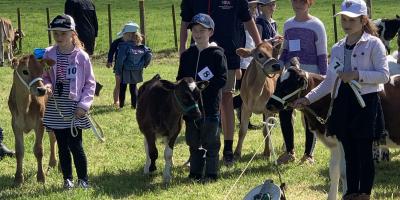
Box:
37;87;46;96
272;63;282;71
266;103;274;111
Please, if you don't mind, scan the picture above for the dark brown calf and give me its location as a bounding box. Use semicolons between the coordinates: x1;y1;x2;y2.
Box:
8;55;57;186
136;74;207;183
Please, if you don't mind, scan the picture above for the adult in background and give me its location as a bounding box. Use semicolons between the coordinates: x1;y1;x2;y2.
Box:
65;0;98;55
0;127;15;160
180;0;262;165
277;0;328;165
234;0;259;130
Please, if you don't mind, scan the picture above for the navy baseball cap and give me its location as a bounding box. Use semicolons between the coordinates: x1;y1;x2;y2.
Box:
48;14;76;31
188;13;215;31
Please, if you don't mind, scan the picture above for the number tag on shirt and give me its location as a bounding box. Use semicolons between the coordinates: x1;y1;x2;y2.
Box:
66;64;77;79
289;39;301;52
329;57;344;73
198;66;214;81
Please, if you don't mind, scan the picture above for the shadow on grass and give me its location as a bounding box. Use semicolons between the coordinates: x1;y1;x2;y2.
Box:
310;155;400;199
90;167;194;199
90;104;117;115
0;173;65;199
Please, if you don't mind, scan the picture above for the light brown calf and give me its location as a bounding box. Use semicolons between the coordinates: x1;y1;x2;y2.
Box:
234;41;282;157
0;18;15;66
8;55;57;186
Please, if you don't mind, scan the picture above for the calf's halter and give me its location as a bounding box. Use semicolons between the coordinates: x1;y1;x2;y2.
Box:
15;69;43;91
270;72;309;108
254;56;280;77
173;90;199;114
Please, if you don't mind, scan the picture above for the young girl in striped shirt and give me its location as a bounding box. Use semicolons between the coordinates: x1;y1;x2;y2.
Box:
43;14;96;189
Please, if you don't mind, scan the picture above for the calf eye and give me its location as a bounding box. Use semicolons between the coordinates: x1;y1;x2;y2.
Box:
258;53;263;59
22;70;29;75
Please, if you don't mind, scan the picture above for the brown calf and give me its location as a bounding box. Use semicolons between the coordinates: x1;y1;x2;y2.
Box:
8;55;57;186
234;41;282;157
0;18;14;66
136;74;208;183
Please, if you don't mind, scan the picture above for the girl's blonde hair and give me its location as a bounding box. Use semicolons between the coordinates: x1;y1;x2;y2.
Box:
123;32;144;44
292;0;315;6
361;16;378;37
72;31;84;49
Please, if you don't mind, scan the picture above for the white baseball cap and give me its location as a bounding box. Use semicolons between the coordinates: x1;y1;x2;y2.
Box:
117;22;139;38
258;0;276;5
335;0;368;18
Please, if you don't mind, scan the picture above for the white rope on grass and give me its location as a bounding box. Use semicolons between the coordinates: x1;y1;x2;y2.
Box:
223;117;279;200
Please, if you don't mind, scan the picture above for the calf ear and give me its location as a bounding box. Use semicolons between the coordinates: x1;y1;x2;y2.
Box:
160;80;176;91
289;57;300;68
236;48;252;58
272;42;282;59
196;81;209;91
40;58;55;68
11;58;19;69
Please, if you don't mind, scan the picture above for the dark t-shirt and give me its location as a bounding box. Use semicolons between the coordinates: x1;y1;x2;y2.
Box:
180;0;252;69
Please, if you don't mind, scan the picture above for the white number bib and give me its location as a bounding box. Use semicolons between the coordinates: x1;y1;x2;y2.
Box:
66;64;77;79
198;66;214;81
288;39;301;52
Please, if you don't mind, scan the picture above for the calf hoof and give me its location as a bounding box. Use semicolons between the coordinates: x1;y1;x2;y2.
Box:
262;151;271;158
48;159;58;169
13;174;24;187
37;172;45;183
233;151;241;159
144;165;157;174
163;173;172;183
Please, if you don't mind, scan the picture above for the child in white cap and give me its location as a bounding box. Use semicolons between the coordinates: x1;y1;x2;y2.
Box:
114;22;152;109
294;0;389;199
106;22;134;108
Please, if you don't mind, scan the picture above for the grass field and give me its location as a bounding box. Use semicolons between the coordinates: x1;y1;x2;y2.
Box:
1;0;400;200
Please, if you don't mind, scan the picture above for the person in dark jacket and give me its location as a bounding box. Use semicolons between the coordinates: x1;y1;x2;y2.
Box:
180;0;262;166
106;26;125;107
65;0;98;55
177;13;227;181
0;127;15;160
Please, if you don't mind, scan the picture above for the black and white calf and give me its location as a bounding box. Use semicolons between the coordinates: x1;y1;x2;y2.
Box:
374;15;400;55
136;74;208;183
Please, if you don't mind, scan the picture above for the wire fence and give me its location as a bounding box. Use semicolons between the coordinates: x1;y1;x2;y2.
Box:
3;2;181;56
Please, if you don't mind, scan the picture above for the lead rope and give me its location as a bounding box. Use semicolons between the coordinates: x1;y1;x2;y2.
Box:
52;95;105;142
223;117;285;200
301;77;340;125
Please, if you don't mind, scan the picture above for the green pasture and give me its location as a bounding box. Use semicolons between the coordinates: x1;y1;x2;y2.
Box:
1;0;399;199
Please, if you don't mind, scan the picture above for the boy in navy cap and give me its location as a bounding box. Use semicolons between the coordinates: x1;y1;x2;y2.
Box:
177;13;227;182
180;0;262;165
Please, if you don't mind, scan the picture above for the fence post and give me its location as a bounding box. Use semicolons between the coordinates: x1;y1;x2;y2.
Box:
108;4;112;47
172;4;178;51
17;8;22;52
332;3;338;43
139;0;146;45
365;0;372;18
46;8;51;46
